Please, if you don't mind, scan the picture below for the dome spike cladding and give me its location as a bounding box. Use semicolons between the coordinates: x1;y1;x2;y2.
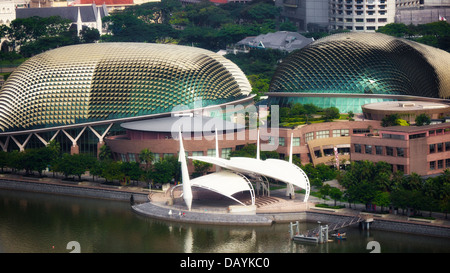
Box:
0;43;251;132
269;32;450;99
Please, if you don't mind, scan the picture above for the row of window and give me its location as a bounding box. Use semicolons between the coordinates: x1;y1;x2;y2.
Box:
354;144;405;157
430;159;450;171
117;148;234;163
429;142;450;154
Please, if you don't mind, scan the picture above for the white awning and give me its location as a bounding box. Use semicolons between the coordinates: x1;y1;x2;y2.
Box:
189;156;310;202
190;170;253;205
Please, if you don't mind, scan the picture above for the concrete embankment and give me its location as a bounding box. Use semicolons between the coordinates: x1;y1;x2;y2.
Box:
0;177;149;203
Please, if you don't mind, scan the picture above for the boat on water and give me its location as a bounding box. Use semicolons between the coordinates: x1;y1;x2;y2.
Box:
331;232;346;240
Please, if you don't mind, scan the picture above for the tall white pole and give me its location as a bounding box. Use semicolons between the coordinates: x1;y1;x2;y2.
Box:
179;128;192;211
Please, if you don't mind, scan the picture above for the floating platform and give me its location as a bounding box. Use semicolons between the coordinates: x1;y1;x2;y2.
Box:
292;234;319;244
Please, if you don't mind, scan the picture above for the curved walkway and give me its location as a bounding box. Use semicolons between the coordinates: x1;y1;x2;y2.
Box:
132;202;273;226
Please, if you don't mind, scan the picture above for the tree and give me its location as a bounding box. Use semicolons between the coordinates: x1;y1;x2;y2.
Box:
376;23;411;37
101;160;124;183
415;113;431;126
120;161;143;185
381;114;401;127
329;187;343;206
99;145;113;161
139;148;154;170
318;184;331;202
373;191;390;212
303;103;320;123
80;27;100;43
323;107;340;121
279;20;297;32
192;160;212;178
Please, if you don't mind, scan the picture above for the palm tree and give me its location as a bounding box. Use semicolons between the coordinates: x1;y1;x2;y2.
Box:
139;148;154;170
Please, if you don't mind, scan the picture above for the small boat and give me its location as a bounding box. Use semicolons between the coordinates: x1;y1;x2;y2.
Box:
331;232;346;240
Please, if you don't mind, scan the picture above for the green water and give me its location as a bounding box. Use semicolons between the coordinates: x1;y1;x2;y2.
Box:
0;189;449;253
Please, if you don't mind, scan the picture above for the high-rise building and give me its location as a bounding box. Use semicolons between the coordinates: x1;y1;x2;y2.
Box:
275;0;329;32
395;0;450;25
329;0;396;32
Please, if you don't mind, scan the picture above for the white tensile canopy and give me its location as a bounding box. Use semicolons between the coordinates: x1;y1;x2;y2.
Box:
189;156;310;202
178;126;310;210
189;170;254;206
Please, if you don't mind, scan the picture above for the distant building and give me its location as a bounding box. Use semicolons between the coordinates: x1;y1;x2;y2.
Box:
0;0;15;26
275;0;329;32
329;0;396;32
228;31;314;54
395;0;450;25
68;0;160;12
15;4;108;35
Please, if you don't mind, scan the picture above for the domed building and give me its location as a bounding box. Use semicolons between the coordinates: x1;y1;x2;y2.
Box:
0;43;253;155
267;32;450;113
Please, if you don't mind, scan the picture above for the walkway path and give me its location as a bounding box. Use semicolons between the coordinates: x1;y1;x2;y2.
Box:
132;202;273;226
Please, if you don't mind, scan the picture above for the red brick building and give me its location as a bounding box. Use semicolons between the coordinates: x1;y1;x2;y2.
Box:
351;122;450;175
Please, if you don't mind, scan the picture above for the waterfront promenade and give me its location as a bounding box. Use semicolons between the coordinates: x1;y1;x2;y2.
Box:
1;172;450;238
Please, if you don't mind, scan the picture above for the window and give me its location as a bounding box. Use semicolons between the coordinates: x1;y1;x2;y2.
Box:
305;132;314;142
446;158;450;168
353;128;370;134
333;129;349;137
317;130;329;139
192;151;203;156
438;160;444;169
396;147;404;157
207;149;216;157
221;148;232;159
120;153;127;162
365;145;372;154
437;143;443;152
128;153;136;162
386;146;393;156
410;133;426;139
382;134;405;140
293;137;300;146
354;144;361;153
163;153;174;158
397;165;404;173
446;142;450;151
279;137;285;146
376;146;383;155
429;144;435;154
152;153;160;163
430;161;436;170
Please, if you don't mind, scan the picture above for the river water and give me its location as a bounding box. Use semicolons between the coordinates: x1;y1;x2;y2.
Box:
0;189;449;253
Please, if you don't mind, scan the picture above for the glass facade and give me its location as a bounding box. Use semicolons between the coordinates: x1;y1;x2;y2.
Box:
269;32;450;113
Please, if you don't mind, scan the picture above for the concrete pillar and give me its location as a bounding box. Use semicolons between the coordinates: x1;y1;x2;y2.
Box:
97;141;105;158
70;145;80;155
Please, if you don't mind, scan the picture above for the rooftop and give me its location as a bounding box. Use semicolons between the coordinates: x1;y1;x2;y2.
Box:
362;101;450;111
121;116;245;133
380;122;450;133
236;31;314;52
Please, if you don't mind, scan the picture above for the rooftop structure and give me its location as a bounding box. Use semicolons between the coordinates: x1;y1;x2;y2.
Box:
267;32;450;113
0;42;251;133
230;31;314;54
362;101;450;123
0;43;252;155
